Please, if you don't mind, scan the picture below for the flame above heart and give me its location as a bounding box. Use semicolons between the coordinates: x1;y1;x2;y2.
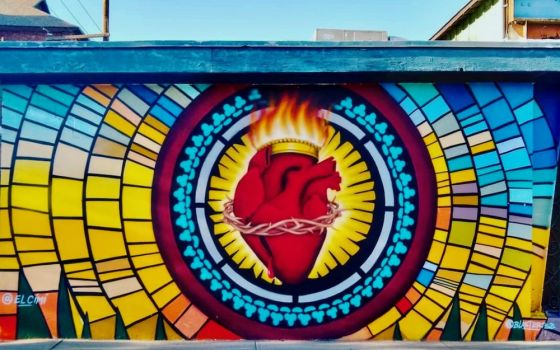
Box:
249;95;329;150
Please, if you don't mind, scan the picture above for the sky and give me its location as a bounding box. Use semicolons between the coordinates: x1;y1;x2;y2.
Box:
46;0;469;41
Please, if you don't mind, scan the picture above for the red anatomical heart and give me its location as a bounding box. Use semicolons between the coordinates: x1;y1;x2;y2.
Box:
232;147;341;285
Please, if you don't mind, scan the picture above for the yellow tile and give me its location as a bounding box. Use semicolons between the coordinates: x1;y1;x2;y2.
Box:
436;269;463;283
0;187;9;208
478;224;506;237
399;310;432;340
434;229;448;242
414;296;444;322
19;251;58;265
123;161;154;187
448;221;476;247
53;219;89;261
14;236;54;251
144;115;169;134
0;210;11;239
12;209;51;236
104;110;136;137
128;243;159;256
367;306;401;336
112;290;157;326
496;265;527;280
470;252;498;269
459;283;485;297
13;160;50;185
0;241;15;255
52;178;83;217
122;187;151;219
427;241;445;264
86;201;122;229
486;294;512;313
501;248;531;271
76;295;115;322
466;263;493;274
505;237;532;253
132;254;163;269
11;185;49;212
489;286;519;301
64;261;92;273
438;196;451;207
138;123;165;145
471;140;495;154
425;289;452;307
98;270;134;282
423;133;437;146
480;216;507;228
86;176;121;199
67;270;96;280
440;245;469;270
88;228;127;261
476;233;503;248
152;282;180;307
427;143;444;158
137;265;172;293
432;157;448;173
0;169;10;186
533;227;551;247
450;169;476;184
0;257;19;269
124;221;156;243
127;314;158;340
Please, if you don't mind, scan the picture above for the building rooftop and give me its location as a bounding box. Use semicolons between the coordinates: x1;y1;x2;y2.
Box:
430;0;487;40
0;0;81;31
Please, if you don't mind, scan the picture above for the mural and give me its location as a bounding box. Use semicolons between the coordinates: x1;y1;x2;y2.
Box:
0;82;558;341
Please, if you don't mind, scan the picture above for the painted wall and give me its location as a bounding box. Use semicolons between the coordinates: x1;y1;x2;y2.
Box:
451;0;505;41
0;82;558;341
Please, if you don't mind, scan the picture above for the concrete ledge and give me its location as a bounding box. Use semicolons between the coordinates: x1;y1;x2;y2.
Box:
1;41;560;84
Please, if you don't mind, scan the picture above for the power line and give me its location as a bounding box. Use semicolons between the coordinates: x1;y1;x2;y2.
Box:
60;0;88;34
76;0;102;33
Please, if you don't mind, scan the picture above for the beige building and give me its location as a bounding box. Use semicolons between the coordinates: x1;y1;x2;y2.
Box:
431;0;560;40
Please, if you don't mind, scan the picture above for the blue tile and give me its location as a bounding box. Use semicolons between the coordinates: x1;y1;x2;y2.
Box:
482;99;515;129
436;83;475;113
533;149;558;168
417;269;434;287
447;155;473;172
381;83;406;103
481;193;507;206
158;96;183;117
469;83;502;107
422;96;450;122
501;149;531;171
499;83;533;109
3;91;29;113
128;85;159;104
473;151;499;169
514;100;542;124
493;123;520;142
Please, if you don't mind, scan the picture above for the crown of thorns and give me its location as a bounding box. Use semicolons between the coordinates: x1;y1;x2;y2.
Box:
223;200;341;236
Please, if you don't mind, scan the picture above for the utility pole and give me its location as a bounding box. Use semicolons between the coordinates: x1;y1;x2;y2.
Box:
103;0;110;41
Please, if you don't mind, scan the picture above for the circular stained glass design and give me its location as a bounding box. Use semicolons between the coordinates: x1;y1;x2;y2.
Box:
154;85;436;339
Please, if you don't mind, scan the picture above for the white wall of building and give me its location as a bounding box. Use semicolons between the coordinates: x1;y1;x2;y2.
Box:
452;0;505;41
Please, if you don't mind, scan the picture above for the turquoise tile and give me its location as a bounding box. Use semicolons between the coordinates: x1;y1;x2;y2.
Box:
501;149;531;171
422;96;450;122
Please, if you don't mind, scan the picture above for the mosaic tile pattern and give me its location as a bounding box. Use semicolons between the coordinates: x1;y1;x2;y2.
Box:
0;83;557;341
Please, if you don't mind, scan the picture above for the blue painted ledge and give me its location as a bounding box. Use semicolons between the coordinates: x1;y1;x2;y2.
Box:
1;41;560;83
